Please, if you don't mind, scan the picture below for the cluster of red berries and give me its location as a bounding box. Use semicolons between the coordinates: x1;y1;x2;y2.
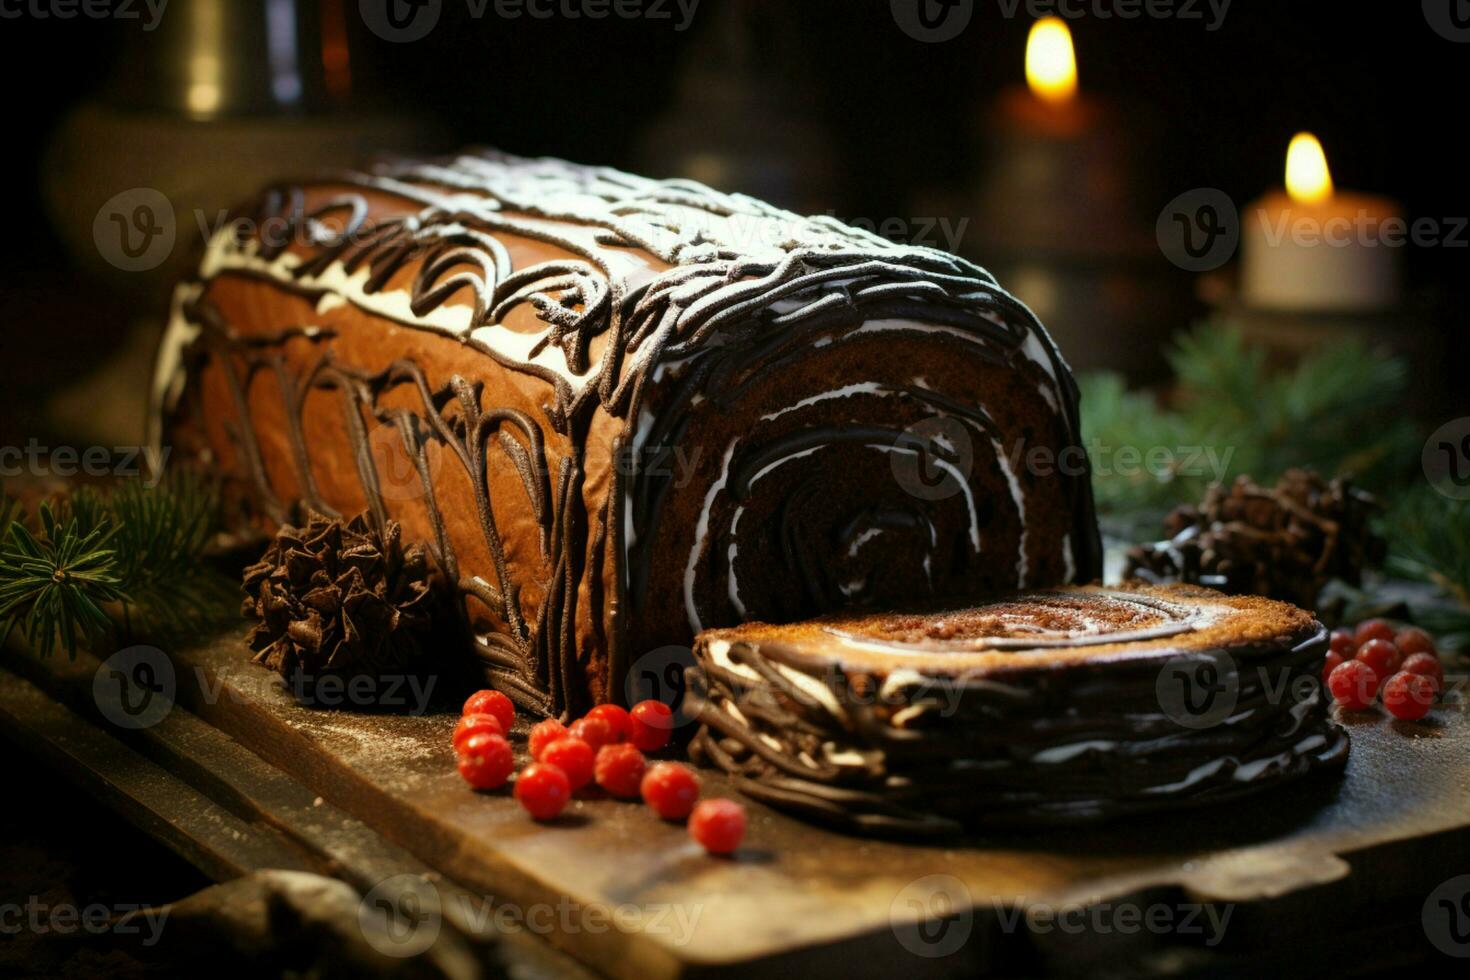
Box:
452;690;745;855
1323;620;1445;721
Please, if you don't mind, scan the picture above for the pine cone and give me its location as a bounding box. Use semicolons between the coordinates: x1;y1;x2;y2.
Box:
1125;469;1385;609
241;512;443;682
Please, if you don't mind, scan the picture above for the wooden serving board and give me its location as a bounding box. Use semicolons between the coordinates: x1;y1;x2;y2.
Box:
7;633;1470;978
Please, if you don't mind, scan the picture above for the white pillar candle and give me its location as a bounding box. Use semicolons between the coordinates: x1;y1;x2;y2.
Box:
1241;133;1402;313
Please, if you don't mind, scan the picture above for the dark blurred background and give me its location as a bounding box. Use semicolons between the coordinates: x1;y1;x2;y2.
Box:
0;6;1466;974
1;0;1466;448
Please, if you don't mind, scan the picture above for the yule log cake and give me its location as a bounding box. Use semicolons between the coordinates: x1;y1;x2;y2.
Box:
151;150;1100;717
690;583;1348;835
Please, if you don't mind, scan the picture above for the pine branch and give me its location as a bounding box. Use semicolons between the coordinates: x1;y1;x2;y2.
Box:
0;501;126;658
0;494;16;548
105;474;236;640
1385;488;1470;608
0;473;235;657
1081;320;1416;517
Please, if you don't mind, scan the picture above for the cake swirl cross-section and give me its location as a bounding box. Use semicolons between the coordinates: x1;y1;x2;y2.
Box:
153;149;1101;717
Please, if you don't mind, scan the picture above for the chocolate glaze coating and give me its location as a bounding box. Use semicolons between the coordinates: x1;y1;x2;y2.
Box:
153;150;1100;717
689;584;1348;835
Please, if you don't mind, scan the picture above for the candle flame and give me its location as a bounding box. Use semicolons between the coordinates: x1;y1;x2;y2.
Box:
1026;17;1077;105
1285;132;1334;205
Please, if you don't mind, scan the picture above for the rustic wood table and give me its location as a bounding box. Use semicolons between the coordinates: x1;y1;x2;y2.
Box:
3;630;1468;978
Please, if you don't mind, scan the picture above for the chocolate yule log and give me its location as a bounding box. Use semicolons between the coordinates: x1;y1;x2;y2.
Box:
689;583;1348;835
152;149;1100;717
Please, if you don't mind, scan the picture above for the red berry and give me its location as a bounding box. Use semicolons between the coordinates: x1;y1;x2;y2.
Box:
452;712;505;752
463;689;515;733
569;716;615;752
528;718;569;761
1328;659;1380;711
1355;639;1403;680
585;704;632;742
1394;627;1437;659
641;762;700;820
1322;651;1345;684
1382;671;1436;721
456;732;514;790
629;700;674;752
594;743;646;798
1354;619;1396;646
540;737;595;790
515;763;572;819
689;799;746;855
1329;629;1357;658
1400;652;1444;688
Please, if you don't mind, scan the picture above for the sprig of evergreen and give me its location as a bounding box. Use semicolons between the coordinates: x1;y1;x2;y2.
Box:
1080;321;1417;516
0;474;235;657
0;500;126;657
1385;487;1470;605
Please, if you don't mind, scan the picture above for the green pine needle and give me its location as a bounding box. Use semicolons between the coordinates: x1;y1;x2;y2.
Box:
1081;320;1417;517
1386;488;1470;608
0;473;235;658
105;475;235;640
0;502;126;658
0;494;16;548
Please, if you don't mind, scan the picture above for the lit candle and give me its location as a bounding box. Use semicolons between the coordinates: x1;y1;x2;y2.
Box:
1240;133;1403;313
977;18;1137;252
966;17;1174;374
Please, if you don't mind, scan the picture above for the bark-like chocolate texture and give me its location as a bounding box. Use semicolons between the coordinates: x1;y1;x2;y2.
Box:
154;150;1101;718
689;583;1348;836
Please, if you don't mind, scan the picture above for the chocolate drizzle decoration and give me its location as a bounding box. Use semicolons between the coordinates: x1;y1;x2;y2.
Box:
689;584;1349;836
242;511;444;683
156;149;1102;717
